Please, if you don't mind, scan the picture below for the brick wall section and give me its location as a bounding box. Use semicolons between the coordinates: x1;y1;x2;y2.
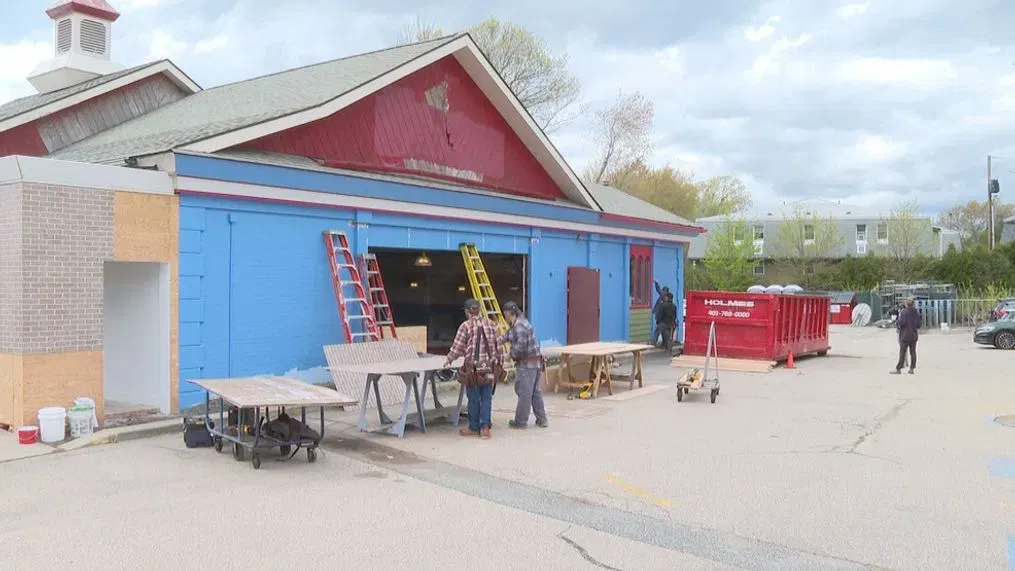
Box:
20;183;114;353
0;182;23;353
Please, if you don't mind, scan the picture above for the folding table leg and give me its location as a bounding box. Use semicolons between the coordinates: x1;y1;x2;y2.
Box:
357;374;376;431
411;372;426;433
452;383;465;427
633;351;644;389
390;376;415;438
374;377;393;425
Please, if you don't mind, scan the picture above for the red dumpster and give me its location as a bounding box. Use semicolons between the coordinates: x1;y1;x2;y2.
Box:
683;291;830;361
828;291;857;325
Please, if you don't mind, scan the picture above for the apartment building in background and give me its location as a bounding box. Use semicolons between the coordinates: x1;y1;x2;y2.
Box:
688;198;962;279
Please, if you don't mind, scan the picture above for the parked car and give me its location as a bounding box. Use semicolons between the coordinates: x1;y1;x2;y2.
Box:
990;297;1015;321
974;313;1015;350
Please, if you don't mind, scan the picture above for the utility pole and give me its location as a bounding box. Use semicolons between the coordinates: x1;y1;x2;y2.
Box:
988;154;994;250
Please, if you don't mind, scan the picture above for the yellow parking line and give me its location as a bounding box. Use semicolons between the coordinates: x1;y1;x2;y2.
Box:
603;473;672;508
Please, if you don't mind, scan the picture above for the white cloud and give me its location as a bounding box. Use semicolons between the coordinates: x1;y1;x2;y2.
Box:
747;33;812;78
744;16;780;42
117;0;166;11
0;40;52;102
146;29;189;61
839;58;957;88
836;3;870;21
194;34;228;54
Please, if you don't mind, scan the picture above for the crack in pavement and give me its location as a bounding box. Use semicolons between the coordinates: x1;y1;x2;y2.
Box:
557;525;623;570
324;435;882;570
832;399;913;455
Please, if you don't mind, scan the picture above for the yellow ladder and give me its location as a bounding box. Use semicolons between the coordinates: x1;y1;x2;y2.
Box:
460;243;512;365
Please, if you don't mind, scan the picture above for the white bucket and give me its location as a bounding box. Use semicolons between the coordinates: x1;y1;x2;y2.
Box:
941;322;951;331
38;407;67;443
68;405;95;437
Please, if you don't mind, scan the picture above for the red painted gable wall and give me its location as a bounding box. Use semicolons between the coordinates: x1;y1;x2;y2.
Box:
240;55;567;201
0;122;48;158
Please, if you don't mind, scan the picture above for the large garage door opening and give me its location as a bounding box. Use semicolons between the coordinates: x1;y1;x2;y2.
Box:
369;247;527;354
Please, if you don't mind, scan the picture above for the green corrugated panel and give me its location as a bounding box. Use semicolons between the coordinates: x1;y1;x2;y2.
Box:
629;308;652;342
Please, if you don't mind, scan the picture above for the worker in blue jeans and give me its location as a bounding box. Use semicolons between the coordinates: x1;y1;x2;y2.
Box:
499;302;548;429
444;299;504;439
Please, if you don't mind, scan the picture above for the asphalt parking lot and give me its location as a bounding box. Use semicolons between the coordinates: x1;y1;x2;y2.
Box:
3;325;1014;570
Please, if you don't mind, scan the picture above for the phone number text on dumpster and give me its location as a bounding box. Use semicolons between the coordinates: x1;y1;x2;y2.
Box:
707;309;752;319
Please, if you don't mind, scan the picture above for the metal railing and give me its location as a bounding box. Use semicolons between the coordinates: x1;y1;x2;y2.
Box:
913;298;994;329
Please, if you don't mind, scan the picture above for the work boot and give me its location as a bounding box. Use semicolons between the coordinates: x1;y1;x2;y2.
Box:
459;428;479;437
480;426;491;439
908;369;915;375
889;369;902;375
508;420;526;429
535;419;549;428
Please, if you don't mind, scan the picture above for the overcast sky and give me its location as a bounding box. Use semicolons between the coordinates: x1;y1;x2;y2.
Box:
2;0;1014;214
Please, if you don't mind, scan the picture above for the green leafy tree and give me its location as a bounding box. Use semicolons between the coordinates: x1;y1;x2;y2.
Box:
703;218;758;291
936;200;1015;249
606;159;698;220
695;175;752;219
395;18;584;133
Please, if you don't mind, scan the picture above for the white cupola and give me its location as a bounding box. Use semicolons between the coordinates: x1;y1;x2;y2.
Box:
27;0;125;94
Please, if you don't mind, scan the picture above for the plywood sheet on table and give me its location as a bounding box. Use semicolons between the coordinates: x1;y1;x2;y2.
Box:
323;340;421;409
190;376;357;408
670;354;775;373
396;326;428;353
542;342;654;356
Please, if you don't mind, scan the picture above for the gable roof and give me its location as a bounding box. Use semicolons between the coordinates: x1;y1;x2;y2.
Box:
0;60;200;132
585;183;695;227
48;34;600;210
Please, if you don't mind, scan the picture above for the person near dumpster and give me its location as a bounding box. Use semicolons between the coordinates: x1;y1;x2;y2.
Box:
656;292;678;354
444;299;505;439
650;281;671;346
890;297;921;375
498;301;549;429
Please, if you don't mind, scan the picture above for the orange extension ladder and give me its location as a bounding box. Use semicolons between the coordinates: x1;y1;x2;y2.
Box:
322;231;380;343
360;253;398;339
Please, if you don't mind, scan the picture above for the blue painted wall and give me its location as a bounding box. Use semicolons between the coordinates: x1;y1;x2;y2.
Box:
174;156;695;408
178;194;659;409
652;243;685;342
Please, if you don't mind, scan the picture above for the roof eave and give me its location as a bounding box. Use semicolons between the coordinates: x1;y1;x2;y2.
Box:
178;35;602;212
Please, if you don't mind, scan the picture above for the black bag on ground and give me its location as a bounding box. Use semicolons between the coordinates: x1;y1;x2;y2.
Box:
263;411;320;446
183;417;214;448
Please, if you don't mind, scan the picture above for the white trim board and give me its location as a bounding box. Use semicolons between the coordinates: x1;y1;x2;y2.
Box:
0;155;173;195
0;60;201;133
175;175;692;245
179;35;601;212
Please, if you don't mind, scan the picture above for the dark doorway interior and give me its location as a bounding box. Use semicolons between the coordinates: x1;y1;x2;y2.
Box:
370;247;527;354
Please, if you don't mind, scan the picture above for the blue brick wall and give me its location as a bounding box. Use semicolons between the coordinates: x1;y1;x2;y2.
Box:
176;194;688;409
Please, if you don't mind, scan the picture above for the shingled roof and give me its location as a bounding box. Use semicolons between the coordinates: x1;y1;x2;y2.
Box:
49;36;462;164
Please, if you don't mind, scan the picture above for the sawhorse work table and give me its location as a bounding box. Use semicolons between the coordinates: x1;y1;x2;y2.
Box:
542;342;654;399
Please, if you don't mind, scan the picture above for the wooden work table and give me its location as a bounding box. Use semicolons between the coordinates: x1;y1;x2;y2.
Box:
541;342;654;399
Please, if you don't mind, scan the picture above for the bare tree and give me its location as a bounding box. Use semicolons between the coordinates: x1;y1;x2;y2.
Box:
881;200;933;260
583;90;654;184
772;204;843;286
395;16;446;46
695;175;752;219
394;18;584;133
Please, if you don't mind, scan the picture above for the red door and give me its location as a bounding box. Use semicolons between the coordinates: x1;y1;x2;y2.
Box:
567;267;601;345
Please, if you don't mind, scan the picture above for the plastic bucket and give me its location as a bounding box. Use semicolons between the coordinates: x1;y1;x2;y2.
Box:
17;426;38;445
68;404;95;437
37;407;67;443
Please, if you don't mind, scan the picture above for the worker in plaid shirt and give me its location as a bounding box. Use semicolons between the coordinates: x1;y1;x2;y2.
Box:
444;298;504;439
499;301;548;429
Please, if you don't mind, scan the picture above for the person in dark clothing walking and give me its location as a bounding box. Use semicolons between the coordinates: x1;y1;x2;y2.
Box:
498;302;548;429
891;297;920;375
656;293;678;353
650;281;671;346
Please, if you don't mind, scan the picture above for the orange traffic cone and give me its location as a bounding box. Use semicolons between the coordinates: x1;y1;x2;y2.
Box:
786;351;795;369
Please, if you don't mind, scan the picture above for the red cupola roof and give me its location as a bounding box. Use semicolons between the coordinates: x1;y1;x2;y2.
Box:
46;0;121;22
